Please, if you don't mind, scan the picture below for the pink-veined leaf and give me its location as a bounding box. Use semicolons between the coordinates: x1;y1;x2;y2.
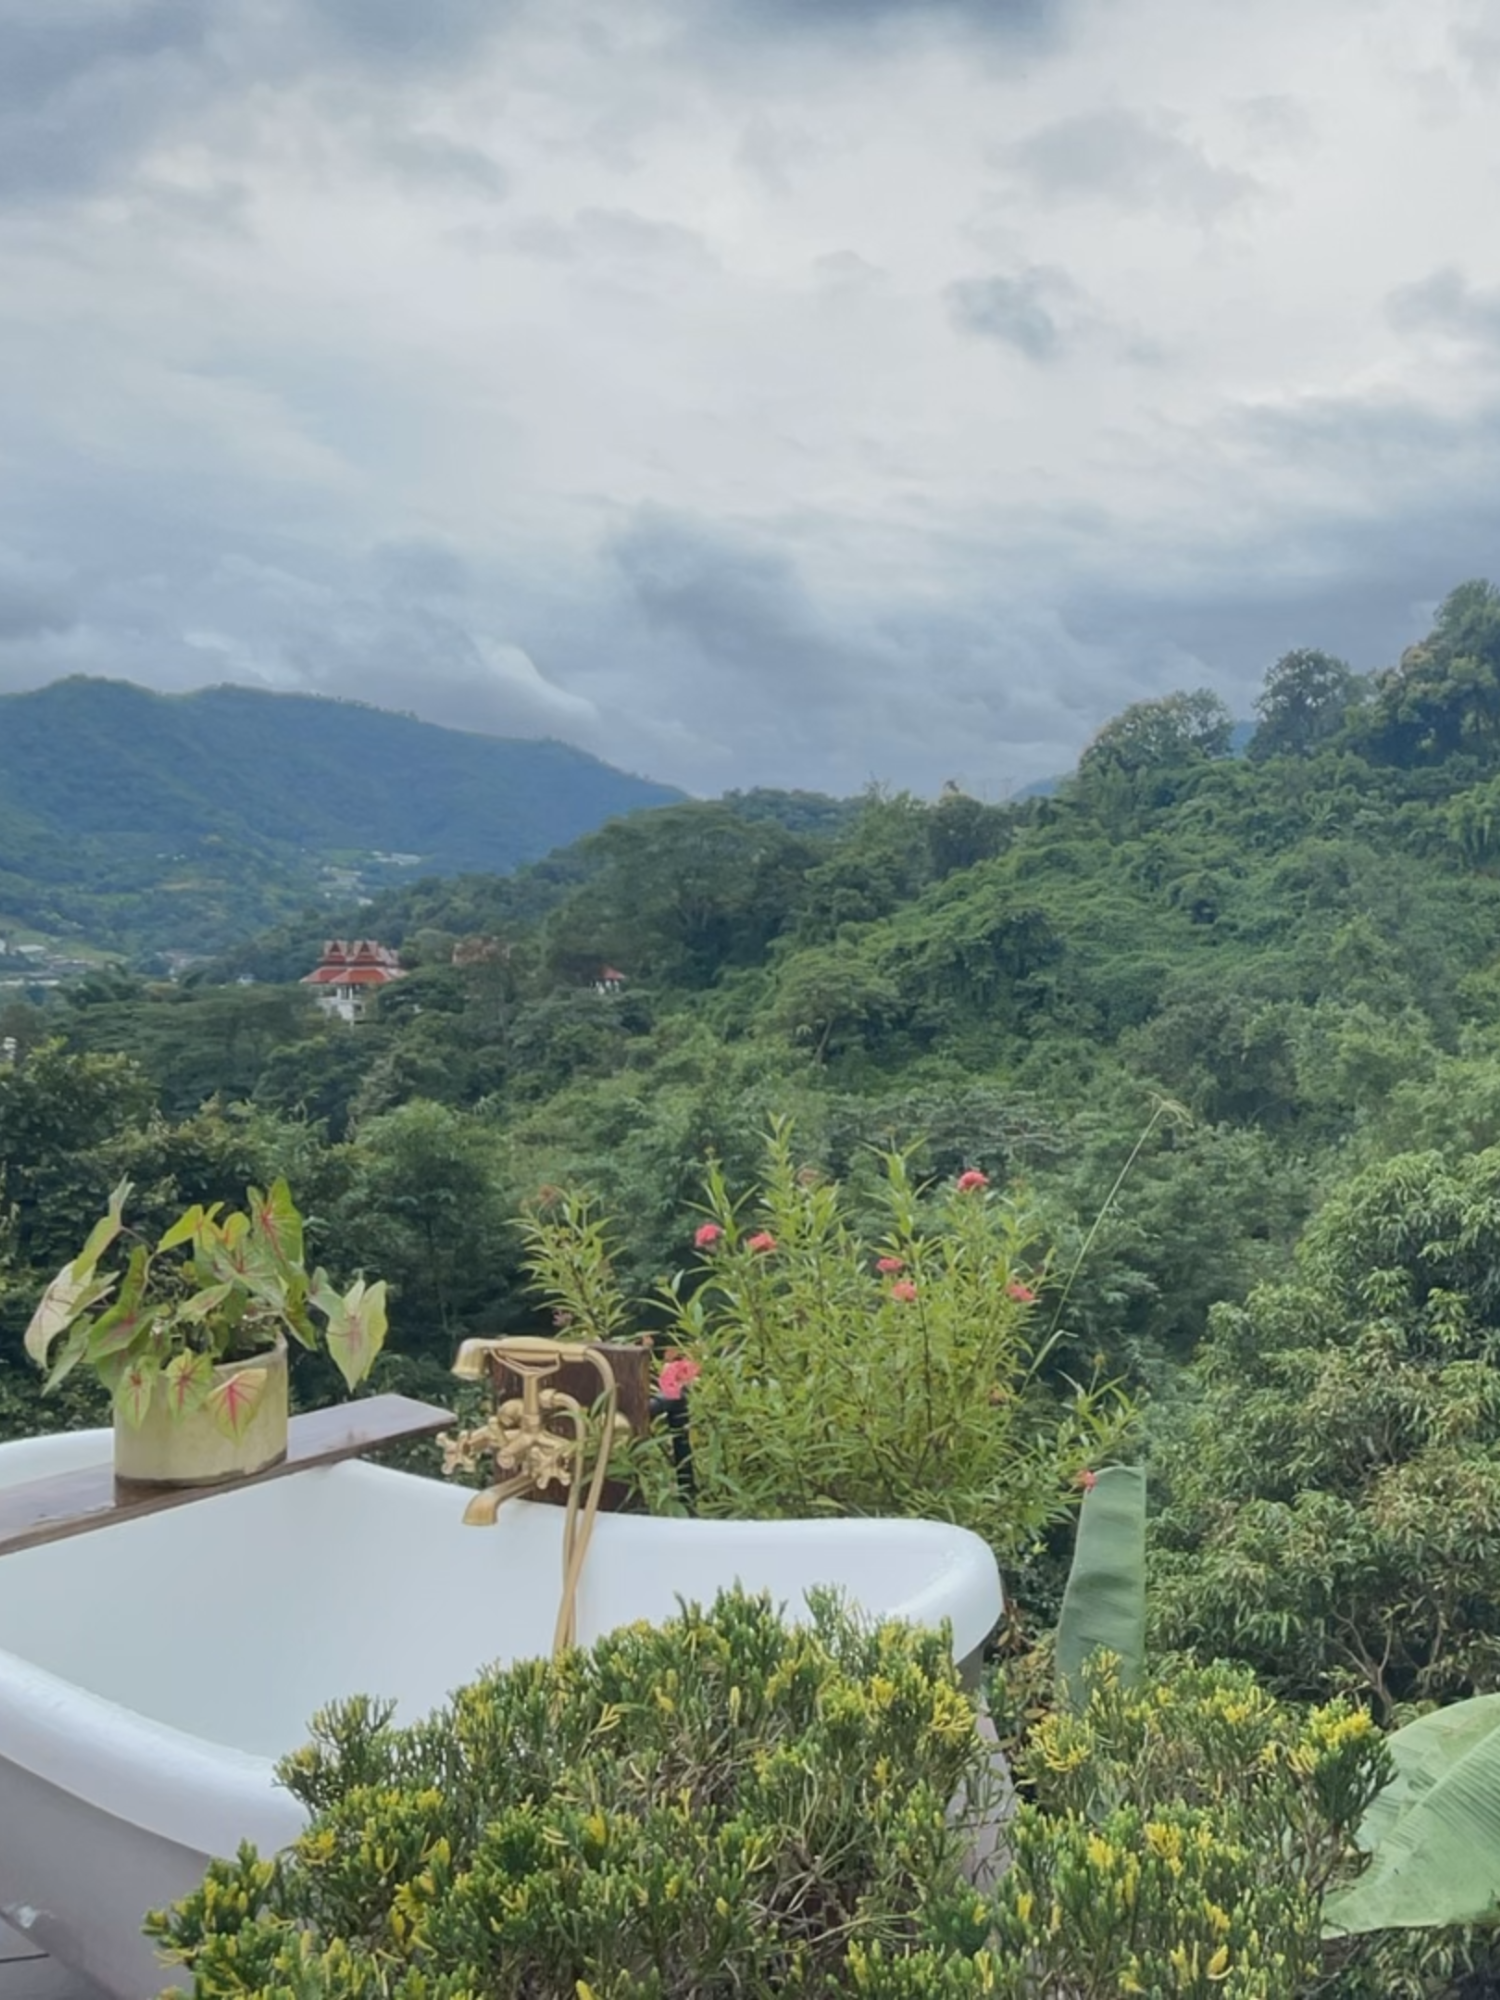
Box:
324;1278;389;1391
250;1178;304;1271
163;1350;216;1419
115;1355;160;1428
207;1364;268;1441
24;1265;118;1365
86;1247;156;1359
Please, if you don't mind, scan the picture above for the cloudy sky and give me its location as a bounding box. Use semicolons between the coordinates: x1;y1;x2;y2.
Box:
1;0;1498;797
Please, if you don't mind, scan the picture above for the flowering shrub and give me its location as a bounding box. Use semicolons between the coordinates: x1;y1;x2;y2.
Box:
987;1654;1390;1999
149;1590;1005;2000
518;1120;1130;1568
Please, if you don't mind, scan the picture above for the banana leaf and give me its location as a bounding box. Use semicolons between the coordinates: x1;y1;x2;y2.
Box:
1055;1464;1146;1708
1324;1693;1500;1933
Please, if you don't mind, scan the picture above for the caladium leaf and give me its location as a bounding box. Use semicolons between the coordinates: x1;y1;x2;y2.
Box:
85;1245;153;1359
207;1363;268;1440
76;1179;131;1274
324;1278;389;1391
250;1178;304;1271
42;1325;92;1393
155;1204;209;1254
162;1349;216;1419
174;1281;237;1323
115;1354;160;1428
24;1266;117;1365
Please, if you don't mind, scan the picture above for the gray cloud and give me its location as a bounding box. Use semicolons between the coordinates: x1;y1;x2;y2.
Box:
0;0;209;200
376;132;510;201
613;509;856;694
1387;267;1500;349
1003;106;1261;219
947;266;1081;360
713;0;1062;27
299;0;512;62
2;0;1499;805
0;550;76;644
372;540;474;603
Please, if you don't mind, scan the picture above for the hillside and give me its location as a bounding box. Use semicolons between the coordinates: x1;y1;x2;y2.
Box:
0;678;684;959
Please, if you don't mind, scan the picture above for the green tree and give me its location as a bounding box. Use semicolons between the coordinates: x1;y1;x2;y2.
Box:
768;944;905;1063
1151;1147;1500;1712
334;1100;514;1351
1248;648;1364;762
1078;688;1234;782
1361;580;1500;767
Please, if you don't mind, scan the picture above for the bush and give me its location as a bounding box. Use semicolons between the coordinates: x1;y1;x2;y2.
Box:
150;1590;1005;2000
152;1603;1406;1999
520;1120;1131;1571
989;1655;1390;2000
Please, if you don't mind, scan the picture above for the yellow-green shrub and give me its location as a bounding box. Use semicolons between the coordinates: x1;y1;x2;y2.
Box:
149;1590;1004;2000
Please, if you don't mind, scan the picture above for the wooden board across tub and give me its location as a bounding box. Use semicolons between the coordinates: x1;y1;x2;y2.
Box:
0;1395;455;1561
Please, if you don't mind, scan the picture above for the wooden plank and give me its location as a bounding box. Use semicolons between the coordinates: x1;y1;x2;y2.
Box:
0;1396;454;1561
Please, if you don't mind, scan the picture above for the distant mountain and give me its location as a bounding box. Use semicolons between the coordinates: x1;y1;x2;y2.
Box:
0;678;683;961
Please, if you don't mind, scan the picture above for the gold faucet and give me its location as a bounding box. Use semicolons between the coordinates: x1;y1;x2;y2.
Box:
441;1337;633;1655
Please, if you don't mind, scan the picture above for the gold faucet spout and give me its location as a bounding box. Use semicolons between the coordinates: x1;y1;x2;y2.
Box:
462;1471;535;1525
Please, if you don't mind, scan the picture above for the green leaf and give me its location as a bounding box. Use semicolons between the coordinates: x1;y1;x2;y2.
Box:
77;1178;132;1277
208;1364;268;1441
1055;1465;1147;1708
174;1281;237;1324
156;1204;208;1255
323;1278;388;1392
42;1324;92;1393
1324;1693;1500;1934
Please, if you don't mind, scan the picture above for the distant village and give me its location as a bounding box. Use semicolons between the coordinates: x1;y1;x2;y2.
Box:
300;940;627;1023
0;934;100;989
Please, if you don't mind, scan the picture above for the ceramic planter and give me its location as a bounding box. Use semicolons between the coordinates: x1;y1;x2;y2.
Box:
112;1341;289;1488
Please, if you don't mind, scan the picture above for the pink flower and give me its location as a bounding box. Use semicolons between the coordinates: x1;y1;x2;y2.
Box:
1007;1281;1036;1304
694;1222;723;1249
1076;1468;1098;1492
658;1357;701;1400
746;1231;777;1254
890;1279;918;1303
955;1170;989;1193
875;1255;905;1275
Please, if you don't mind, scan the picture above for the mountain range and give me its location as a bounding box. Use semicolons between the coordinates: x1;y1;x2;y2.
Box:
0;678;683;961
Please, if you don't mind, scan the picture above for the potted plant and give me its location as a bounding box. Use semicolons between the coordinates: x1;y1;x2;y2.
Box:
23;1177;388;1487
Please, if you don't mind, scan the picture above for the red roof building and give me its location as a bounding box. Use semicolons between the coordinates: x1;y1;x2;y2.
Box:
301;940;405;1022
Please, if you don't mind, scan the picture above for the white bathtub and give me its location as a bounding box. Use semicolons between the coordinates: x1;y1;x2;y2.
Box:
0;1427;1001;2000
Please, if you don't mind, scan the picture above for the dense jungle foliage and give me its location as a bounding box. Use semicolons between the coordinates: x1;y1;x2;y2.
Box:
15;579;1500;1991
